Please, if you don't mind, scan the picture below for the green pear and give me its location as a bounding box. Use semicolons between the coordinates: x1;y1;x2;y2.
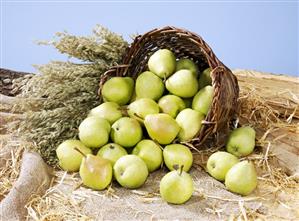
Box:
113;155;149;189
163;144;193;172
206;151;239;181
225;161;257;196
176;58;198;77
176;108;205;141
111;117;143;148
226;126;256;157
56;139;92;172
127;98;160;123
148;49;176;78
132;139;163;172
77;150;112;191
89;102;122;124
79;116;110;149
158;95;186;118
135;71;165;100
144;113;180;145
192;85;214;115
97;143;128;166
102;77;134;105
160;166;194;204
199;68;212;89
165;70;199;98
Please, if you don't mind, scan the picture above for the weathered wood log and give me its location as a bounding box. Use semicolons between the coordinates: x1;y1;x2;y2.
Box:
0;70;28;134
0;68;32;96
235;69;299;119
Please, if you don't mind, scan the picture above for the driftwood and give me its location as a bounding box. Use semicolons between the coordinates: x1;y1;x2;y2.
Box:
235;69;299;119
0;69;27;134
0;68;32;96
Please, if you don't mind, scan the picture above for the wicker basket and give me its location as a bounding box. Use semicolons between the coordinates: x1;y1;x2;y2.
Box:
99;26;239;148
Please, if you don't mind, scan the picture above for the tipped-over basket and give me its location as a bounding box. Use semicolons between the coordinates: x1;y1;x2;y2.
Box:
99;26;239;148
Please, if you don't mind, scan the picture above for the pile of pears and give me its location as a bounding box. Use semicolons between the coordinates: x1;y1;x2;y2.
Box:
206;126;258;196
56;49;257;205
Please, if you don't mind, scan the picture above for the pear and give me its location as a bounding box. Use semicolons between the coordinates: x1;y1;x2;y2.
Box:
102;77;134;105
79;116;110;149
199;68;212;89
192;85;214;115
158;95;186;118
148;49;176;78
206;151;239;181
165;70;199;98
144;113;180;145
132;139;163;172
163;144;193;172
135;71;165;100
97;143;128;166
127;98;160;123
111;117;143;148
176;58;198;77
225;161;257;196
176;108;205;141
113;155;148;189
226;126;256;157
89;102;122;124
76;149;112;191
160;166;194;204
56;139;92;172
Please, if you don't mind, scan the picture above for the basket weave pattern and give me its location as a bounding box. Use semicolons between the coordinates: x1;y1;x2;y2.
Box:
99;26;239;148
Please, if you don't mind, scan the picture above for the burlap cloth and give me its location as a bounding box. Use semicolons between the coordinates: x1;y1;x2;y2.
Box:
0;151;52;221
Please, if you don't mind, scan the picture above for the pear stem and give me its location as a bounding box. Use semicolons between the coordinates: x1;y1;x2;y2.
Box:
133;113;144;121
74;147;86;157
163;74;167;83
179;165;184;176
118;106;129;117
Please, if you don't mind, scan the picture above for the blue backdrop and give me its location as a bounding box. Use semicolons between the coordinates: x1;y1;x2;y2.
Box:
1;1;298;76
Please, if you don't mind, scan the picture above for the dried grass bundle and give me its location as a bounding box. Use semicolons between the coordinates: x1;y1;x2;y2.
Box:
45;25;128;64
11;26;128;166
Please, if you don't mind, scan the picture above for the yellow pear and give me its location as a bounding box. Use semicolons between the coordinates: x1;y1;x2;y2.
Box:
192;85;214;115
166;70;199;98
176;108;205;141
144;113;180;145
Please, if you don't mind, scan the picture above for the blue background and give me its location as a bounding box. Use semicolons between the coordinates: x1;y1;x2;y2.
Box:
1;1;298;76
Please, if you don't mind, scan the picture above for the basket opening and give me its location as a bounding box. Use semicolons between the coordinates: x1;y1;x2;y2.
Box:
123;32;210;79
